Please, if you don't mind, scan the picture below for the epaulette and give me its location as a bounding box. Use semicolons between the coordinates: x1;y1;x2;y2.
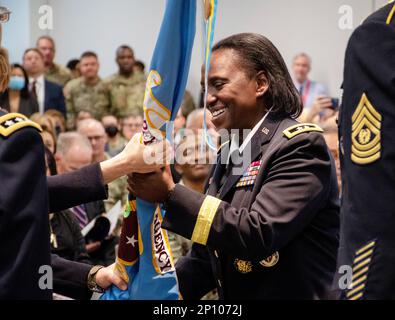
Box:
386;2;395;25
0;113;42;138
283;123;323;139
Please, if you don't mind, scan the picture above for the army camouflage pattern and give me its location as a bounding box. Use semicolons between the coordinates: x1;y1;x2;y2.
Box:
102;72;146;118
45;63;72;87
180;90;196;117
64;77;109;129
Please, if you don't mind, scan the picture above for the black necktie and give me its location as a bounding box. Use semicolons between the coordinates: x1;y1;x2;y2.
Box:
31;80;38;100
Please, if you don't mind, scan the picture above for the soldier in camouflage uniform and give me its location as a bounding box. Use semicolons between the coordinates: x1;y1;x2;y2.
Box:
37;36;72;87
102;45;146;119
64;52;109;129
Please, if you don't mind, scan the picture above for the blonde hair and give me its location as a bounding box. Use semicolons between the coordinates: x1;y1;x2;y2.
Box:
30;113;55;136
0;47;10;93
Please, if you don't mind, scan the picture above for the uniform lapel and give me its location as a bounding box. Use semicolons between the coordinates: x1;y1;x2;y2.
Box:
219;114;282;198
207;141;230;196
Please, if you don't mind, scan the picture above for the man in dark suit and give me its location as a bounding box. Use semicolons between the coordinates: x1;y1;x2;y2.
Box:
129;33;340;300
337;2;395;300
54;131;116;266
23;48;66;117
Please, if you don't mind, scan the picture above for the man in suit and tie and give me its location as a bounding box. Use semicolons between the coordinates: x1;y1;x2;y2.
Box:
22;48;66;117
54;131;115;266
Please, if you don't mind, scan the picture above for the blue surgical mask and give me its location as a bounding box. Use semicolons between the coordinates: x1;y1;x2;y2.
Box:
8;76;25;91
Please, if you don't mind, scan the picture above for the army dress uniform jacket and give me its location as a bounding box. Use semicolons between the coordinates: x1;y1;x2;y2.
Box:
1;111;109;299
0;110;52;299
337;3;395;300
162;114;340;300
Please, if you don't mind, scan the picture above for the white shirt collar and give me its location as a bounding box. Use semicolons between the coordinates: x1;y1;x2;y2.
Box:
228;108;272;163
29;74;45;85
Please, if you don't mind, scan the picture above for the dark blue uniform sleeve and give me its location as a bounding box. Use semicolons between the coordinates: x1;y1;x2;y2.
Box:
52;254;92;300
0;121;52;299
47;163;108;213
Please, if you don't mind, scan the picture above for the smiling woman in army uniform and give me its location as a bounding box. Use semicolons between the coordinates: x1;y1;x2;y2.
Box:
129;33;340;300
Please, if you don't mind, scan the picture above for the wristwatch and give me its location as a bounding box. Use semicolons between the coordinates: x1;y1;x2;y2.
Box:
87;265;105;293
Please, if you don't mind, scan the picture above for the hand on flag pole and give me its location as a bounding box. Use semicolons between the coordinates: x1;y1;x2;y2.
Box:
121;132;172;173
127;166;175;204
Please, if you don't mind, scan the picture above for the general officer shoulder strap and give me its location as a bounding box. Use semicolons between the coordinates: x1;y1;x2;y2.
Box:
0;112;42;138
283;123;323;140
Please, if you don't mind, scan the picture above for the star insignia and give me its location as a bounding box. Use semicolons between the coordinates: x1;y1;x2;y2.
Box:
4;120;14;127
126;235;138;247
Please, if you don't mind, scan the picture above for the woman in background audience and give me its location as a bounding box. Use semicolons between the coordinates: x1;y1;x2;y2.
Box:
30;113;55;133
121;112;143;141
44;147;92;265
45;109;67;136
0;64;38;116
41;127;57;154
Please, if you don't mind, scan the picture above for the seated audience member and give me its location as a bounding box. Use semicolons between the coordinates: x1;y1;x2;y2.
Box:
75;110;93;129
291;53;334;122
184;108;219;146
37;36;72;87
77;119;128;216
301;96;338;125
173;92;197;142
44;147;92;265
0;64;39;116
45;109;67;136
30;113;56;135
55;132;114;266
170;133;214;261
41;127;57;154
22;48;66;117
322;115;341;191
101;114;127;157
121;112;143;141
67;59;81;80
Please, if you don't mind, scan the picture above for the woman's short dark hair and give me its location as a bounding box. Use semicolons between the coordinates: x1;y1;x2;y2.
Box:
11;63;30;99
212;33;302;119
66;59;80;71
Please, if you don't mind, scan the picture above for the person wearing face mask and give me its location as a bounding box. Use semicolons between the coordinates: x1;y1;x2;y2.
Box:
0;64;39;117
101;114;126;157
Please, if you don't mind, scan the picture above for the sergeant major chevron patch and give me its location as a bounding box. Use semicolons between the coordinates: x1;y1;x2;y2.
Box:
351;93;382;165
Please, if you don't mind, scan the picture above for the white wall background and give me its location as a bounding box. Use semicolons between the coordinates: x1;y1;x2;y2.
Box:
1;0;391;104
